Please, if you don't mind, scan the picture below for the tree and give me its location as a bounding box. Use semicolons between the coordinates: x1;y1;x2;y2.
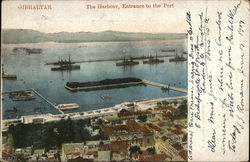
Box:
156;102;162;106
147;147;156;154
162;100;169;106
96;119;103;125
120;108;128;113
129;145;141;158
138;115;147;122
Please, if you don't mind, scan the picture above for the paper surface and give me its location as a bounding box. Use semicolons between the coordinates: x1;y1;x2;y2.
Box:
1;0;249;161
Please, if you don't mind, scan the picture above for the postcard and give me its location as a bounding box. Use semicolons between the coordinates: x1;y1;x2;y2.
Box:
1;0;249;161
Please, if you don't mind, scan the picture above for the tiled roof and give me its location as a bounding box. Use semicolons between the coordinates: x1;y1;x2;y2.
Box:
172;142;184;151
126;120;150;133
154;106;176;113
179;149;187;160
138;154;168;161
161;136;169;141
146;123;162;132
86;151;98;156
110;141;128;154
158;122;165;127
101;120;150;137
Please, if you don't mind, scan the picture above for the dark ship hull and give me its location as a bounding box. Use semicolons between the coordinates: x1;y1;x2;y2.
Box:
51;65;80;71
116;61;139;66
169;57;187;62
2;74;17;80
143;59;164;64
9;90;35;101
13;47;42;54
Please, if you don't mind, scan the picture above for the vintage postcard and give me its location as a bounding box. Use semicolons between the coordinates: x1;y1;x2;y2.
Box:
0;0;249;161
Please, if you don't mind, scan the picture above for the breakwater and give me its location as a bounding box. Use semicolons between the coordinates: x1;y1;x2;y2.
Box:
45;54;176;65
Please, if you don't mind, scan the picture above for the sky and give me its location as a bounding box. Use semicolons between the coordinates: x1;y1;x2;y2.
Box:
2;0;190;33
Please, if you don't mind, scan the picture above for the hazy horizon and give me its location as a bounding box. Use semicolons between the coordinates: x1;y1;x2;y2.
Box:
2;28;187;35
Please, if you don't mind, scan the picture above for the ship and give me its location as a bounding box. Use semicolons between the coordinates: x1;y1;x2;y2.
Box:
116;57;139;66
51;56;80;71
169;53;187;62
143;53;164;64
51;64;80;71
52;56;76;65
161;49;175;52
13;47;42;54
5;107;18;113
2;64;17;80
55;103;80;110
9;90;35;101
100;95;112;100
25;48;43;54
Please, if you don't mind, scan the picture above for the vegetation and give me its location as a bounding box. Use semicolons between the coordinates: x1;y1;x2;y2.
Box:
182;135;187;142
8;118;107;151
161;100;170;106
120;108;128;113
146;147;156;154
129;145;142;157
171;99;187;120
138;115;147;122
157;100;170;106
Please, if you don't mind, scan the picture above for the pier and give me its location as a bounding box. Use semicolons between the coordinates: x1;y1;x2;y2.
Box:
142;80;187;93
31;89;64;114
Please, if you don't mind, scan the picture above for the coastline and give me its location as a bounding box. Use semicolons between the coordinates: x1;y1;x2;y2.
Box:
2;96;187;131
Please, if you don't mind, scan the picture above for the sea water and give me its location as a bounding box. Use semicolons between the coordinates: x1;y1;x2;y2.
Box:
2;39;187;119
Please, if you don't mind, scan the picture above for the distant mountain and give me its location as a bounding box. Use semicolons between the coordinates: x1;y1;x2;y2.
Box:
2;29;187;44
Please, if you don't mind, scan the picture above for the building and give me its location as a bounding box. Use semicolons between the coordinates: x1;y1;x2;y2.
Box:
101;120;155;148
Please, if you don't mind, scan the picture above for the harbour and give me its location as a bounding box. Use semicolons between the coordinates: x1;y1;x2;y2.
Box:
2;40;187;120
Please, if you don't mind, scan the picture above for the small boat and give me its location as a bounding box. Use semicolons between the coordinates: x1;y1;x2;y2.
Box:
161;49;175;52
26;48;42;54
5;107;18;113
55;103;80;110
9;90;35;101
13;47;42;54
2;64;17;80
100;95;112;100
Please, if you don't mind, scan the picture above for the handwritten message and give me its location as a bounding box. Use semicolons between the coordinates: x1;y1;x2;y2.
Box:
187;0;249;161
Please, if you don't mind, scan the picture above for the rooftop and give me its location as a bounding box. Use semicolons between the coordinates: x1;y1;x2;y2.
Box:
101;120;151;136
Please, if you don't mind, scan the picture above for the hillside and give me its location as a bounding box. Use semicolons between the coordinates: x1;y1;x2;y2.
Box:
2;29;186;44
